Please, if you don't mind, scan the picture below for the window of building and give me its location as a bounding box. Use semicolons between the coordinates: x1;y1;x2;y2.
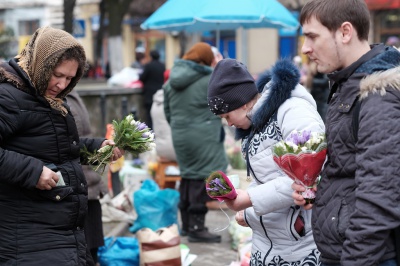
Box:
18;20;40;36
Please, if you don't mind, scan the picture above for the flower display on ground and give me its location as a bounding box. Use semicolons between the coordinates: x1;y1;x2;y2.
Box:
272;130;327;204
205;170;237;202
224;134;246;170
85;114;156;173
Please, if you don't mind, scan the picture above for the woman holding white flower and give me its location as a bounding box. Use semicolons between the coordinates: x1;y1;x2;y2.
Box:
207;58;325;265
0;27;123;265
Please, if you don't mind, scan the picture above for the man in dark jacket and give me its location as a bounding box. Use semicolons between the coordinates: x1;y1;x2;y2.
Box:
292;0;400;266
139;50;165;129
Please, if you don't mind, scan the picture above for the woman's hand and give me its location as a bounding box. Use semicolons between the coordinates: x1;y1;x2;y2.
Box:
235;210;249;227
224;189;252;212
101;139;125;162
36;166;59;190
291;182;314;210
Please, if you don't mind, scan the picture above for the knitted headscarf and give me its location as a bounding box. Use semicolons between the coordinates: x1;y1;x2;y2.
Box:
15;26;87;116
182;42;214;66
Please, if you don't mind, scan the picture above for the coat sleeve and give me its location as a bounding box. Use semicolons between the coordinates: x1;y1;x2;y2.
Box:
278;96;325;140
79;137;106;164
247;96;325;216
0;90;43;189
139;64;149;83
341;91;400;265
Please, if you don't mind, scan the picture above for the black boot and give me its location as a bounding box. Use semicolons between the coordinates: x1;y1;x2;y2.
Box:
188;214;221;243
180;208;189;237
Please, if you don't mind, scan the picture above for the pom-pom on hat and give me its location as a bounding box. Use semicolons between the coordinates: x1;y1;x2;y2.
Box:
207;58;258;115
182;42;214;66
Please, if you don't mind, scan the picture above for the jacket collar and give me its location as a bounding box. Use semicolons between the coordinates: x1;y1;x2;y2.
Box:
328;44;386;84
327;44;400;113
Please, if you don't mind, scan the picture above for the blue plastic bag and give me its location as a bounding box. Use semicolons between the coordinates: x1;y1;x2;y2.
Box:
129;179;180;233
98;236;139;266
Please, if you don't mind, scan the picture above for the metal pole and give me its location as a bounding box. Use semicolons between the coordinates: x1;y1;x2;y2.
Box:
100;92;106;136
216;29;221;50
121;96;128;118
241;28;248;65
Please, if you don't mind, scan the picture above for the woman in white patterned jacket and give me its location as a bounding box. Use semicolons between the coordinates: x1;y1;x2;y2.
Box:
207;58;325;266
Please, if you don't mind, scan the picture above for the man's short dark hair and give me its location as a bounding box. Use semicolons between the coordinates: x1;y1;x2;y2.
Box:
300;0;370;41
150;50;160;60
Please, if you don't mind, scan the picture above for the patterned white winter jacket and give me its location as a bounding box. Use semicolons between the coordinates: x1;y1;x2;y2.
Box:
240;59;325;265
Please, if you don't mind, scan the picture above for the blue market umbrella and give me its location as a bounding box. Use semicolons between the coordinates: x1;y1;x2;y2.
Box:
141;0;299;48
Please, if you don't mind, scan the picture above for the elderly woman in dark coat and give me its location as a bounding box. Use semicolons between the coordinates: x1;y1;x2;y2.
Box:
0;26;123;265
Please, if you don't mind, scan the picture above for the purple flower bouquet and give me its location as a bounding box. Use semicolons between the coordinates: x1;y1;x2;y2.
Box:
272;130;327;204
205;171;237;202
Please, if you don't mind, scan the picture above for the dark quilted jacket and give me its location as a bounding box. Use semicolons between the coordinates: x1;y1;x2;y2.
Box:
313;44;400;265
0;59;104;265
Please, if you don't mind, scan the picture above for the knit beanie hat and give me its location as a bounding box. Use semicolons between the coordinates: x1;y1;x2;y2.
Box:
182;42;214;66
208;58;258;115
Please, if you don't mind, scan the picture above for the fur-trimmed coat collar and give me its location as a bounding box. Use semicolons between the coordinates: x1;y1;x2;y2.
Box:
328;44;400;102
0;59;33;95
360;65;400;100
236;59;301;139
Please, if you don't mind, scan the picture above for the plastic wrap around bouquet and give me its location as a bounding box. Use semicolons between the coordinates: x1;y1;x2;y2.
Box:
272;130;327;204
85;114;155;173
205;171;238;202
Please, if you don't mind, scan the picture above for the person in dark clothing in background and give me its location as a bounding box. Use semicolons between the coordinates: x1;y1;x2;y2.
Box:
67;90;108;265
140;50;165;129
306;61;329;122
131;47;146;73
310;72;329;122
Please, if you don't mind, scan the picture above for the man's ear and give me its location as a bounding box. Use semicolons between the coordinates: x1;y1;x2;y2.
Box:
340;22;353;44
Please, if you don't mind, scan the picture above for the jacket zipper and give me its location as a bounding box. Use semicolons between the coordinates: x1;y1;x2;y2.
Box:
289;206;299;241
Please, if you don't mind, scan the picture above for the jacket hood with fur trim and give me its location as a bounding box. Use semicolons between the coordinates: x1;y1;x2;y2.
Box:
236;59;317;139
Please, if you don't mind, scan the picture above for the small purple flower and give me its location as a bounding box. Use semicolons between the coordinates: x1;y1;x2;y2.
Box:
286;130;311;145
300;130;311;144
206;187;220;192
212;178;227;190
286;132;299;145
132;158;143;166
136;122;148;131
142;132;150;138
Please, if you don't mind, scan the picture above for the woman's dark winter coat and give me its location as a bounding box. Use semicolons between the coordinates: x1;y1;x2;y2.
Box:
0;59;103;265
